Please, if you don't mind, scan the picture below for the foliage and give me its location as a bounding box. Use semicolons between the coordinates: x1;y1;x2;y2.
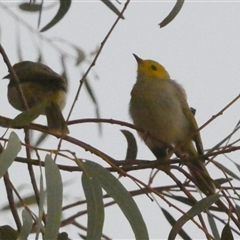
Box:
0;0;240;239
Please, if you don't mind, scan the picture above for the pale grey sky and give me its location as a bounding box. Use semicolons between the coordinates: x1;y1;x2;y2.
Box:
0;1;240;239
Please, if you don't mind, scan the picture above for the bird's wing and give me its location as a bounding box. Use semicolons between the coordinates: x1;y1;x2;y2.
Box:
174;82;204;155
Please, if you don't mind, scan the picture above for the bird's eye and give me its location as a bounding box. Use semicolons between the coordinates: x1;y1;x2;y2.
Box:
151;65;157;71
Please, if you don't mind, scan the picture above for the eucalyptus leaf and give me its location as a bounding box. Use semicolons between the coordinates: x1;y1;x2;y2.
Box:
44;155;63;240
121;130;137;161
82;172;104;240
17;209;33;240
220;223;233;240
0;225;18;240
77;160;149;240
41;0;71;32
168;194;219;240
159;0;184;28
0;132;21;179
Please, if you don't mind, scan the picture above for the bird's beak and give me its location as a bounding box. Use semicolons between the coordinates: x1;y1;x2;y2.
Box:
2;73;10;79
133;54;143;64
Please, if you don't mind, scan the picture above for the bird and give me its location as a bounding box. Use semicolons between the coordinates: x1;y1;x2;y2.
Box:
129;54;215;195
3;61;69;135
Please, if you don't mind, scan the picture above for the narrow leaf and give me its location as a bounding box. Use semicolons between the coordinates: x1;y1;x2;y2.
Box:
44;155;63;240
57;232;68;240
16;27;23;61
82;172;104;240
17;209;33;240
37;0;44;29
168;194;219;240
215;162;240;181
34;133;49;148
230;159;240;173
220;223;233;240
72;45;85;66
100;0;124;19
121;130;137;161
0;225;18;240
215;177;233;185
78;160;149;240
36;171;45;239
159;0;184;28
2;191;45;210
207;214;220;240
12;100;47;128
235;204;240;217
19;3;42;12
0;132;21;179
84;78;102;134
84;78;97;104
171;195;195;206
161;207;191;240
41;0;71;32
171;195;220;212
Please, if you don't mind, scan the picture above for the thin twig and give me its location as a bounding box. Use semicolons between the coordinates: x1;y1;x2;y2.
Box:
54;0;131;161
3;172;21;231
199;93;240;131
66;0;130;123
24;129;41;208
0;44;29;110
0;2;76;60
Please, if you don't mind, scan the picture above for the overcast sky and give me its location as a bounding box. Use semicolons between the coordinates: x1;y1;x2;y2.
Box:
0;1;240;239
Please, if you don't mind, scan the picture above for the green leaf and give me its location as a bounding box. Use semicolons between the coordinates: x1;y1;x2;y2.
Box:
19;3;42;12
41;0;71;32
72;45;85;66
57;232;68;240
100;0;124;19
18;209;33;240
171;195;220;212
171;195;195;206
0;225;18;240
44;155;63;240
37;0;44;29
0;132;21;179
220;223;233;240
207;213;220;240
230;159;240;173
16;27;23;61
168;194;219;240
84;78;102;134
77;160;149;240
215;162;240;181
161;207;191;240
121;130;137;160
159;0;184;28
34;132;49;148
36;172;45;239
235;204;240;216
84;78;97;105
82;172;104;240
2;193;39;211
12;100;47;128
215;177;233;185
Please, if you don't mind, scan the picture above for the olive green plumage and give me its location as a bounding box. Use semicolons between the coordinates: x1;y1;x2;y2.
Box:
129;54;215;195
4;61;69;135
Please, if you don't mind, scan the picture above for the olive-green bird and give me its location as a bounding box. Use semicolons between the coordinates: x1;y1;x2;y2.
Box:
129;54;215;195
4;61;69;135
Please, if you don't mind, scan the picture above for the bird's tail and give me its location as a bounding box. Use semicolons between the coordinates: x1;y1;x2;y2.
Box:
184;143;215;195
45;101;69;135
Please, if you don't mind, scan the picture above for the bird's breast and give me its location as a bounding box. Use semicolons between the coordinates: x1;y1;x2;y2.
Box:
129;79;189;144
8;82;66;113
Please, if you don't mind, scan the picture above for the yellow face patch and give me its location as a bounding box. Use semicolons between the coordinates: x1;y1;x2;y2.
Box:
137;59;170;80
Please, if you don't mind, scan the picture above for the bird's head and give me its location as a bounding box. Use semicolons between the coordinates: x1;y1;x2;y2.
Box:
133;54;170;80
